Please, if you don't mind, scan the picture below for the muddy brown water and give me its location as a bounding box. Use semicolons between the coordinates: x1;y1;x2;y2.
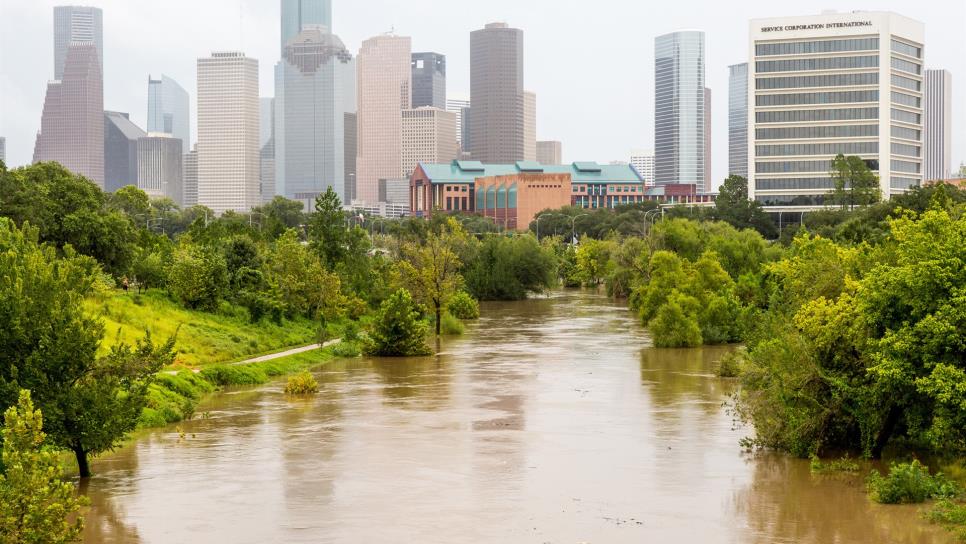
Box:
81;291;954;543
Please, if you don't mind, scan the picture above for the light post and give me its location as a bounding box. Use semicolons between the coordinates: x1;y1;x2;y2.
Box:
569;213;590;245
248;211;264;229
643;208;662;236
535;213;558;241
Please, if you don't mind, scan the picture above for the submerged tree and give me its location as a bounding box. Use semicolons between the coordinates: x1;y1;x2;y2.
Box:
364;289;431;357
0;390;86;543
397;218;465;336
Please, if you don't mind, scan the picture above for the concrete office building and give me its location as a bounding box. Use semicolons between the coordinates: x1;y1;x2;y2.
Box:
749;11;925;208
728;63;749;177
196;52;260;214
275;27;355;209
630;150;655;184
924;69;952;181
280;0;332;53
524;91;537;161
446;96;470;148
344;112;357;203
356;33;411;204
54;5;102;80
260;97;276;203
412;52;446;109
137;134;183;205
147;75;190;147
537;141;562;165
104;111;145;192
470;23;525;164
704;87;712;192
35;44;104;187
402;107;458;177
655;30;707;186
379;177;410;206
0;137;6;164
183;146;198;207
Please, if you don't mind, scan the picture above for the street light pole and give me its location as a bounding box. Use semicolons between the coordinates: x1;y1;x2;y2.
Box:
570;213;589;245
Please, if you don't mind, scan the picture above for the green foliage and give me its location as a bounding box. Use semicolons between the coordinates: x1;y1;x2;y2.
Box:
809;454;860;474
715;350;746;378
396;218;465;336
167;242;228;311
464;235;557;300
714;175;777;238
926;499;966;541
447;291;481;320
309;187;347;269
364;289;432;357
648;291;703;348
330;341;362;358
284;372;319;395
829;154;881;209
131;249;166;293
574;239;616;286
440;313;465;336
269;230;345;320
0;391;86;544
867;460;959;504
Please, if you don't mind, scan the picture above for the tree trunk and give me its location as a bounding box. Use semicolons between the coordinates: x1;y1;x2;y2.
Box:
435;304;442;337
871;404;902;459
74;446;91;479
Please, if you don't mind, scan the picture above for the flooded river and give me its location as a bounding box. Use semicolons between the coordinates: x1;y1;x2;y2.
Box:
82;291;953;543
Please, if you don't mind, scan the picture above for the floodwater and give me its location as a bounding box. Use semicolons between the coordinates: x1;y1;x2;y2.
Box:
82;291;954;543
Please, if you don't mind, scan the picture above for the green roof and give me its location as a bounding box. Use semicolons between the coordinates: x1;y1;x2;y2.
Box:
417;160;643;185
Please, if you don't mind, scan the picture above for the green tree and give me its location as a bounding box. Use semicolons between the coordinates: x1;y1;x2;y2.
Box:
829;154;881;210
130;249;166;293
255;196;306;239
397;218;465;336
574;239;615;286
464;235;557;300
715;175;778;238
309;187;347;269
648;291;703;348
108;185;151;220
166;242;229;311
0;391;85;544
267;230;345;320
364;289;432;357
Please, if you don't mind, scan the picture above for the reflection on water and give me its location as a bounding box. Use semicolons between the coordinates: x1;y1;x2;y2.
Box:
82;291;954;543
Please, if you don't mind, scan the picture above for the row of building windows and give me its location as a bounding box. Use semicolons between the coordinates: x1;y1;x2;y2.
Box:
891;142;921;157
891;39;922;59
892;74;921;92
891;159;921;173
756;107;878;123
755;177;836;190
757;159;879;173
756;72;878;90
891;57;921;75
891;126;920;140
755;38;879;57
573;195;646;209
756;55;878;73
756;90;878;107
891;176;921;189
756;141;878;157
572;185;642;194
891;108;921;124
755;194;827;206
891;91;921;108
756;125;878;140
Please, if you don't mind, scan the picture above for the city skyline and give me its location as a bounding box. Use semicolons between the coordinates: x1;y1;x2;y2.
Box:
1;0;964;189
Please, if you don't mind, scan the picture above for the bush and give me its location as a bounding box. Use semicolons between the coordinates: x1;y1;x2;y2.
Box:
364;289;431;357
331;341;361;358
648;292;702;348
199;364;269;386
342;321;361;343
810;454;860;474
447;291;481;320
926;499;966;540
716;350;745;378
867;460;959;504
441;313;465;335
284;372;319;395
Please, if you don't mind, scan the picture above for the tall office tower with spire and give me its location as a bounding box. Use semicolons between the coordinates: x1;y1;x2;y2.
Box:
412;52;446;109
275;26;356;209
147;75;190;148
470;22;525;164
654;30;706;185
728;63;748;178
280;0;333;53
924;69;952;181
196;52;260;214
356;33;411;204
34;43;104;187
54;6;103;80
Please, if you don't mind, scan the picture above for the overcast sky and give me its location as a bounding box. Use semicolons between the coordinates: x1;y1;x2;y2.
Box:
1;0;964;186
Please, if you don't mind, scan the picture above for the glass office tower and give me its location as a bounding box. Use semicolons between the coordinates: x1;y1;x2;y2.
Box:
654;30;706;185
280;0;332;53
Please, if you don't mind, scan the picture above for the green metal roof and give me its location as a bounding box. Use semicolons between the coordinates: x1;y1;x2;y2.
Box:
417;160;644;185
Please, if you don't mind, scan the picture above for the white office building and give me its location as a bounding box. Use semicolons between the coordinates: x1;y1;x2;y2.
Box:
749;11;925;209
630;150;655;184
401;107;458;177
924;69;952;181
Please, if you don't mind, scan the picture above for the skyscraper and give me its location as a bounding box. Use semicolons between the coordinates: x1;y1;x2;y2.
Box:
53;6;102;80
34;43;104;187
356;33;411;204
924;69;952;181
183;146;198;207
275;26;356;208
260;97;276;203
280;0;332;53
704;87;712;192
445;95;470;150
536;141;562;165
137;134;183;205
654;30;706;185
470;22;525;164
412;52;446;109
630;150;655;184
344;112;357;203
524;91;537;161
749;12;925;207
728;63;748;178
196;52;260;214
0;137;6;165
401;107;458;177
104;111;145;192
147;75;190;148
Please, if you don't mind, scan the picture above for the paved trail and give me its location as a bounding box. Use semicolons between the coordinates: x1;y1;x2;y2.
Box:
164;339;342;375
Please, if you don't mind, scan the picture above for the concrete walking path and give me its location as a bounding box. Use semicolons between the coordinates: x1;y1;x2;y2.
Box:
163;339;342;375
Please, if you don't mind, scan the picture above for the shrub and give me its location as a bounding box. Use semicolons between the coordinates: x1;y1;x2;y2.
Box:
648;292;702;348
447;291;480;320
716;350;745;378
364;289;431;357
867;460;959;504
284;372;319;395
199;364;269;386
810;454;860;474
331;341;361;358
342;321;361;343
441;313;465;335
926;499;966;540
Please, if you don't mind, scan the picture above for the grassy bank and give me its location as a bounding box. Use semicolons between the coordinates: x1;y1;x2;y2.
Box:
87;289;319;367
